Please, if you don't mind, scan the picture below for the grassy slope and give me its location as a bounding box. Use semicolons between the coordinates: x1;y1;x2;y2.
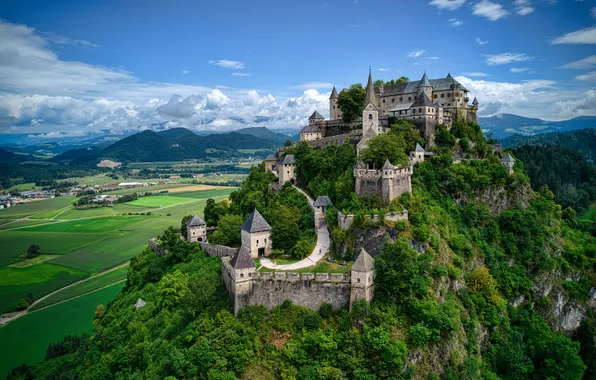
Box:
0;197;76;219
0;282;125;379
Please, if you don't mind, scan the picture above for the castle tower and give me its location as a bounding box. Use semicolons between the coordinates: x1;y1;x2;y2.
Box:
278;154;296;184
357;69;379;154
381;159;395;203
350;248;375;310
186;215;207;242
308;110;325;126
241;209;272;257
264;154;277;173
501;153;515;175
417;72;433;99
410;143;425;164
228;245;256;315
330;86;340;120
313;195;333;228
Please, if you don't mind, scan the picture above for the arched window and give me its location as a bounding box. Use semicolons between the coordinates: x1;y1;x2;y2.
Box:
368;114;373;120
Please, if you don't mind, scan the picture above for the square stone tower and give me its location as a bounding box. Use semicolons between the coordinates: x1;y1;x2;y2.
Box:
240;209;272;257
186;215;207;242
313;195;333;228
264;154;277;173
501;153;515;175
350;248;375;310
279;154;296;184
226;245;257;315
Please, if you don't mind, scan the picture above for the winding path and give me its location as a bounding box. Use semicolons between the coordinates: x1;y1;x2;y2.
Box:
259;185;330;270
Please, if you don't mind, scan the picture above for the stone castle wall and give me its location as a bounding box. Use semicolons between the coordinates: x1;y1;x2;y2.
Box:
198;242;237;258
148;238;168;256
307;130;362;150
337;210;408;230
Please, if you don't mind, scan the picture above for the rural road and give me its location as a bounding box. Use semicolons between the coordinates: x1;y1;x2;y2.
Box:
259;184;330;270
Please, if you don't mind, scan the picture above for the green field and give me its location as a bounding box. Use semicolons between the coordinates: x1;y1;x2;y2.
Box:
0;197;76;219
579;203;596;220
0;282;125;379
0;264;88;312
31;265;129;311
125;195;197;208
0;219;55;231
102;183;193;195
166;188;236;199
19;216;145;233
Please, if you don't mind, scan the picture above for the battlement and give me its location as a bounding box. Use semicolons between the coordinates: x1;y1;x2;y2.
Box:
337;210;408;230
148;238;168;256
307;130;362;150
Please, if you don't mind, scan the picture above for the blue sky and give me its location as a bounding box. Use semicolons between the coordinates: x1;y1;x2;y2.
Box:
0;0;595;138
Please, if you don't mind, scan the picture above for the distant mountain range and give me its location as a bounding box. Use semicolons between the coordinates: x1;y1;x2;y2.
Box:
0;148;34;163
479;114;596;139
49;127;293;163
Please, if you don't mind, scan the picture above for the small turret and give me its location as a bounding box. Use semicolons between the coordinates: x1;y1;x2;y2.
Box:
501;153;515;175
417;72;432;98
330;85;338;100
308;110;325;125
241;209;272;257
472;97;479;107
330;85;341;120
365;68;377;107
350;248;375;310
186;215;207;242
410;143;425;164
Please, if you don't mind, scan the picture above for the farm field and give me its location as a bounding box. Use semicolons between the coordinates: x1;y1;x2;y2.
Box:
0;196;76;219
0;219;54;230
31;265;129;311
20;216;145;233
125;195;197;208
0;282;125;379
579;203;595;220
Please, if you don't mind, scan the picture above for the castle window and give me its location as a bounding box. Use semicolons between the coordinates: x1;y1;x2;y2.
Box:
447;93;451;97
412;109;416;114
257;240;259;244
419;108;422;113
392;98;395;103
441;94;445;98
240;273;244;278
368;114;373;120
357;278;361;283
382;99;385;103
399;97;403;102
434;94;437;98
333;106;335;109
408;97;411;101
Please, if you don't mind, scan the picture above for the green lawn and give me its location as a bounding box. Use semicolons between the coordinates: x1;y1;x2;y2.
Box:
30;265;129;311
0;219;56;231
0;282;125;379
166;188;235;199
125;195;197;208
103;183;193;195
0;197;76;219
29;205;75;219
4;182;39;192
19;216;145;233
0;219;12;225
0;264;88;313
0;231;114;267
579;203;596;220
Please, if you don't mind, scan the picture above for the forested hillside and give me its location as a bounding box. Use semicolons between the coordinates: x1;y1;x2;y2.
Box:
501;129;596;164
9;120;596;380
511;144;596;214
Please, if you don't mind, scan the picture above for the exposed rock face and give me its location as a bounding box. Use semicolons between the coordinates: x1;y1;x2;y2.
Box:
510;295;525;308
552;291;586;331
589;287;596;309
453;183;532;215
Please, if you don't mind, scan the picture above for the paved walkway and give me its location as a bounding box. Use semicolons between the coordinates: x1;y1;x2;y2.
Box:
260;184;330;271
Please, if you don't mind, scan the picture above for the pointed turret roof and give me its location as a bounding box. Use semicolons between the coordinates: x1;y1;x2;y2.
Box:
230;245;256;269
330;85;339;99
501;153;515;163
420;72;431;87
472;97;479;105
411;92;434;108
135;298;146;309
381;159;394;170
265;154;277;161
282;154;295;165
447;72;452;79
241;209;272;232
365;69;377;107
352;248;374;272
313;195;333;207
309;110;325;120
186;215;206;227
414;143;425;152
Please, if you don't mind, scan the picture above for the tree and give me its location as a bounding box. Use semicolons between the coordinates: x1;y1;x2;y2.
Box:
359;133;408;168
337;84;366;122
271;204;301;253
284;139;292;147
373;79;384;88
397;76;409;83
27;244;40;259
210;214;243;246
180;214;193;236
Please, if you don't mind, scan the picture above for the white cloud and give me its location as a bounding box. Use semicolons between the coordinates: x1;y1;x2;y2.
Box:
464;72;490;77
291;82;333;90
472;1;509;21
448;18;464;26
428;0;466;10
576;71;596;81
485;53;532;65
208;59;245;69
232;72;252;77
510;67;530;73
182;70;190;75
456;75;596;120
551;26;596;45
476;37;489;45
377;68;389;72
514;0;534;15
407;50;426;58
42;32;98;48
592;7;596;19
561;55;596;69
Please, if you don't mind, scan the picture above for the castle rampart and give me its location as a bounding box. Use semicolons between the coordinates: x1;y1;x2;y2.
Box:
307;130;362;150
198;242;238;258
337;210;409;230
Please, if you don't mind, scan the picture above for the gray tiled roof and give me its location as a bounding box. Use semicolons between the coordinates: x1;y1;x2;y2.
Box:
414;143;425;152
411;92;434;108
186;215;206;227
241;209;272;232
377;74;469;96
352;248;374;272
381;159;394;170
230;245;256;269
330;85;339;99
265;154;277;161
419;72;431;87
300;124;323;133
313;195;333;207
309;111;325;120
472;97;479;105
282;154;295;165
501;153;515;163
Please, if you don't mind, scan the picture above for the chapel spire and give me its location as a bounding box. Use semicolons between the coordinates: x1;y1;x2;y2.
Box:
365;68;377;106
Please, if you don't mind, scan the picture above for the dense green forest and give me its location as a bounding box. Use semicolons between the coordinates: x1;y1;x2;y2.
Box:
501;128;596;164
0;162;106;190
8;120;596;380
511;144;596;214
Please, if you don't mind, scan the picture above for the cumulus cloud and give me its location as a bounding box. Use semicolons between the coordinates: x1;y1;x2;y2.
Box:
182;70;190;75
448;18;464;26
407;50;426;58
592;7;596;19
510;67;530;73
561;55;596;69
232;72;252;77
485;53;532;65
576;71;596;81
476;37;489;45
208;59;245;69
464;72;490;77
472;1;509;21
377;68;389;72
428;0;466;10
514;0;534;15
551;26;596;45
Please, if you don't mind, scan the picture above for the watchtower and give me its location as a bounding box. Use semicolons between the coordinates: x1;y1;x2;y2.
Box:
313;195;333;228
186;215;207;242
279;154;296;184
501;153;515;175
241;209;272;257
350;248;375;310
